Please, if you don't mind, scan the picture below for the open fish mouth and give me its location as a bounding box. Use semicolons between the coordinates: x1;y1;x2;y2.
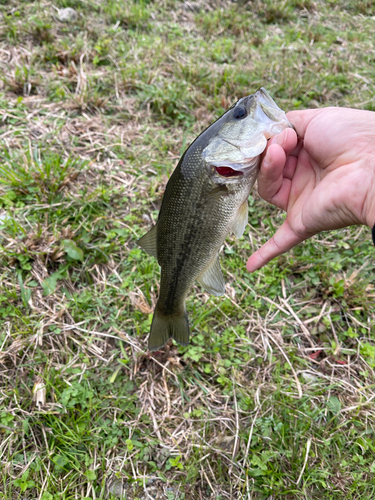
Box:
215;166;244;177
210;156;259;179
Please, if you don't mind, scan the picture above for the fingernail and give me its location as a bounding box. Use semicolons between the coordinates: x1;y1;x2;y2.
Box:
271;129;287;146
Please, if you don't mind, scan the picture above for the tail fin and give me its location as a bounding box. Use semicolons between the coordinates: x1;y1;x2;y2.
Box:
148;304;190;351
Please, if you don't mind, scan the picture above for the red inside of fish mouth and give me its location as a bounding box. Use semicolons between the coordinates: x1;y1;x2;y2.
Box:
215;166;243;177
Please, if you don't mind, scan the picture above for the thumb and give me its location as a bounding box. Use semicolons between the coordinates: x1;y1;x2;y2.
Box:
246;220;307;272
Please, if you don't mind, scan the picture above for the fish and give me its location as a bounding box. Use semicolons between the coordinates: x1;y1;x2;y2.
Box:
138;88;293;351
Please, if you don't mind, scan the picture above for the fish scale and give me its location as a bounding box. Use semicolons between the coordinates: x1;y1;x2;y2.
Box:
138;88;293;351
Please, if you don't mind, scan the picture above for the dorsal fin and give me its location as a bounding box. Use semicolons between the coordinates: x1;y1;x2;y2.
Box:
137;224;158;259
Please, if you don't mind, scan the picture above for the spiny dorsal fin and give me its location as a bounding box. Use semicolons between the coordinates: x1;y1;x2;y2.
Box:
198;254;225;296
137;224;158;259
232;200;248;238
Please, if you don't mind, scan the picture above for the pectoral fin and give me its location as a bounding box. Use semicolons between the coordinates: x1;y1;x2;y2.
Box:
198;255;225;296
231;200;248;238
137;224;158;259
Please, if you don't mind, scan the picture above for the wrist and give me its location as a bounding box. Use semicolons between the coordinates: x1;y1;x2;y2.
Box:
367;206;375;230
364;178;375;229
361;152;375;229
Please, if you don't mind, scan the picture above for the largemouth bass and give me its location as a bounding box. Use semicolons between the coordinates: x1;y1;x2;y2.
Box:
138;88;293;351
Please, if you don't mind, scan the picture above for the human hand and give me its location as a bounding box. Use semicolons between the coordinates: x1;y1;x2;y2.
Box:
247;107;375;272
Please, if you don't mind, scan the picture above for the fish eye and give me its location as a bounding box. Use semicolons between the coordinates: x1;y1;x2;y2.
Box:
233;106;247;119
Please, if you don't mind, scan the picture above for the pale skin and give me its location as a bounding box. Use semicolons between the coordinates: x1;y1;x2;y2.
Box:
247;107;375;272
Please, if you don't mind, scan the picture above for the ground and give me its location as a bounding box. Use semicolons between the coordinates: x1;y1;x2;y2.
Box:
0;0;375;499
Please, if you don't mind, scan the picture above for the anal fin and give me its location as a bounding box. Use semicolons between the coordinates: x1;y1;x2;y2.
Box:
137;224;158;259
198;254;225;296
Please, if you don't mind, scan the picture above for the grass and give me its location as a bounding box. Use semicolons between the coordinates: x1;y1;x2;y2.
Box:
0;0;375;498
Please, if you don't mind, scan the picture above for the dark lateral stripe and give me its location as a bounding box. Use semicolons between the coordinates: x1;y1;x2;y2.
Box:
372;223;375;246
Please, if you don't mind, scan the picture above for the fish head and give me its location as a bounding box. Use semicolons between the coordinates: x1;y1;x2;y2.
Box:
202;87;293;181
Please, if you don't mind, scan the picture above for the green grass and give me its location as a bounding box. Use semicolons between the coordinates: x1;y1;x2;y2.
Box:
1;0;375;498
